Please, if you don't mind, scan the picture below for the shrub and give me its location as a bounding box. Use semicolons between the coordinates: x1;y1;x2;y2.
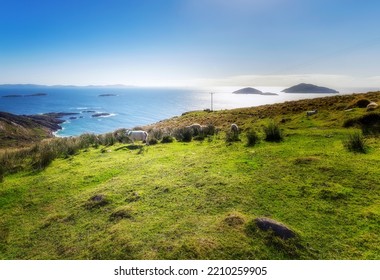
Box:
343;113;380;136
32;144;56;170
161;135;174;143
113;129;128;143
343;132;367;153
99;133;116;146
173;127;193;142
202;124;216;136
246;130;260;146
346;98;371;109
148;137;158;145
149;128;164;141
263;121;283;142
225;131;240;142
181;129;193;142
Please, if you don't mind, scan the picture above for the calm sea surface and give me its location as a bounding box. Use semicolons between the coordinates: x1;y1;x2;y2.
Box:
0;85;377;136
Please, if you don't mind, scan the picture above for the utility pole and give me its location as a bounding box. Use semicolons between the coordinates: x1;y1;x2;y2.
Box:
210;92;214;111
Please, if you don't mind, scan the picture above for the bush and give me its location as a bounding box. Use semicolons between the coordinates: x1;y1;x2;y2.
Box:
343;113;380;136
148;137;158;145
181;129;193;142
149;128;164;141
113;129;128;143
263;121;283;142
343;132;367;153
202;124;216;136
346;98;371;109
32;144;56;170
161;135;174;143
225;131;240;142
99;133;116;146
246;130;260;146
173;127;193;142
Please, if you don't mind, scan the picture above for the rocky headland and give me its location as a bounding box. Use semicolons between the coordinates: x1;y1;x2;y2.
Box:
0;112;78;147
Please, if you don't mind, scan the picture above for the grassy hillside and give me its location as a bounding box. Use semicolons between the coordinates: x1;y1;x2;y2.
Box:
0;92;379;259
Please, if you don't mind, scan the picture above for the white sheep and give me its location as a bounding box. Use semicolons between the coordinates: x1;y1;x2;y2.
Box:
306;110;318;117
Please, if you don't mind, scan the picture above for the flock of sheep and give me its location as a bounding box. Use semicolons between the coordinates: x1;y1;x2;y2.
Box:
125;101;379;144
125;123;239;145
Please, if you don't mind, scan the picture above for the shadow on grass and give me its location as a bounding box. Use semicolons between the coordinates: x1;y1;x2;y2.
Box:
114;144;144;151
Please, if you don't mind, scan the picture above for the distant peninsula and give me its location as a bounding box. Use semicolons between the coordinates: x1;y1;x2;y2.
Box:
282;83;338;93
233;87;278;96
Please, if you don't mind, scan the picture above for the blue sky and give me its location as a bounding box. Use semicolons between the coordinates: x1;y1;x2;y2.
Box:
0;0;379;87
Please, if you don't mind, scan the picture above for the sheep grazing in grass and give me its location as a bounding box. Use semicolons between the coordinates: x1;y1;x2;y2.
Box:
230;123;239;135
126;130;149;144
306;110;318;117
367;102;378;110
188;123;202;136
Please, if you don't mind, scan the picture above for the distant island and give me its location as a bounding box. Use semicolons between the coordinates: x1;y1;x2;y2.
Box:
2;93;47;98
2;94;23;98
25;93;48;97
282;83;338;93
233;87;278;96
98;94;118;97
92;113;111;118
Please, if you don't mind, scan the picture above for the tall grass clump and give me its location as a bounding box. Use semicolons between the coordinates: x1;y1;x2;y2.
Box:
32;142;56;170
246;130;260;146
343;132;368;153
263;121;283;142
0;147;35;174
99;133;116;146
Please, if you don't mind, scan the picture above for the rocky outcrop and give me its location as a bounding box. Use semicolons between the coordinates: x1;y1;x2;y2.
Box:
254;217;296;239
92;113;111;118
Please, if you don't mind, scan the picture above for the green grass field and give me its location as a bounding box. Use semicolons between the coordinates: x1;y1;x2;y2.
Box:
1;93;379;259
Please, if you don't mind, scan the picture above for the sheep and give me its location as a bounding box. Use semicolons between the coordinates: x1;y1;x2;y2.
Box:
306;110;318;117
126;130;149;144
367;102;378;110
189;123;202;136
230;123;239;136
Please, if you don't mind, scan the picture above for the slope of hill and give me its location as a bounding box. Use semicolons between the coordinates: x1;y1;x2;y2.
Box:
0;91;379;260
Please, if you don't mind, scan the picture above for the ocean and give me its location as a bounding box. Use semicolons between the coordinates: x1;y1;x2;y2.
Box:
0;85;377;136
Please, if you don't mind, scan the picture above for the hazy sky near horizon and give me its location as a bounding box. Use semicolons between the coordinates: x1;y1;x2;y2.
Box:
1;0;380;87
